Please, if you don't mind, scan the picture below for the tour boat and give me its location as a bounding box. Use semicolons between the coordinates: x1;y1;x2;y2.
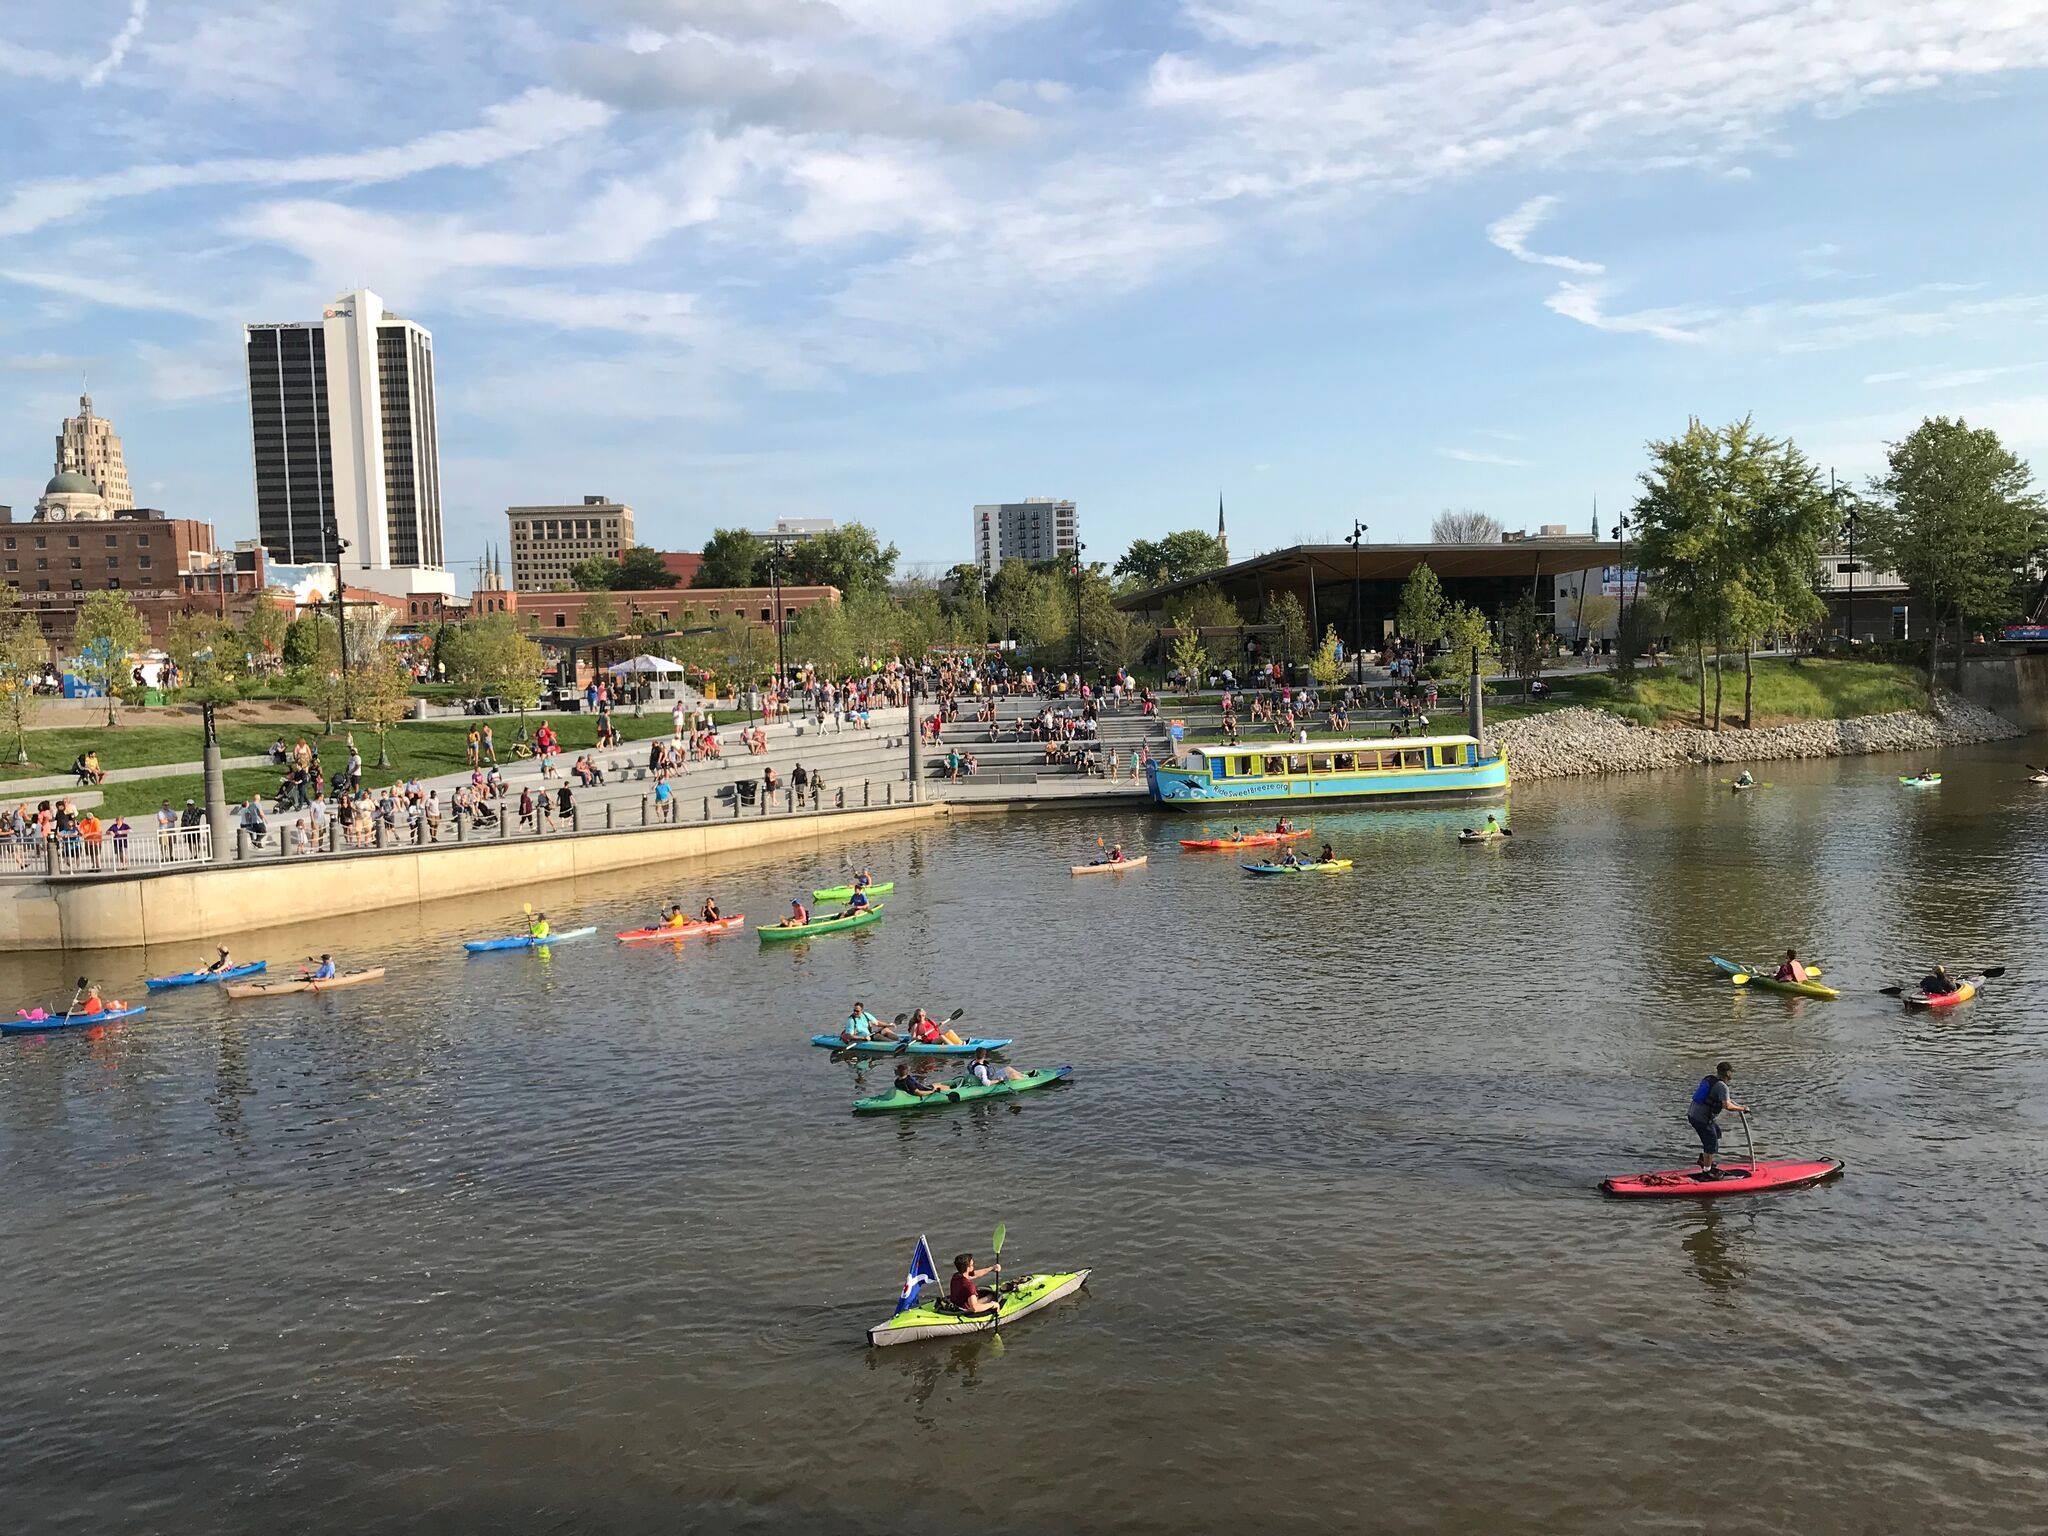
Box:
1147;736;1508;808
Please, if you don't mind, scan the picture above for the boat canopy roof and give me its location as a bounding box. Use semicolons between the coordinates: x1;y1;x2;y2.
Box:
1191;736;1480;757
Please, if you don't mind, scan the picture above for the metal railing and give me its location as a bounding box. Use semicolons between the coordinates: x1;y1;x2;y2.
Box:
15;824;214;876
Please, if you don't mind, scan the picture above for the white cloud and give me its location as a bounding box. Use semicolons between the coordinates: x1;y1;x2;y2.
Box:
1862;362;2039;390
0;88;611;238
1485;196;1604;275
1437;446;1534;467
135;341;241;403
82;0;149;89
0;267;222;320
1544;281;1713;344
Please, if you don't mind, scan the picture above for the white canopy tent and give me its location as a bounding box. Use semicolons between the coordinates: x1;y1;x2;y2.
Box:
607;654;687;675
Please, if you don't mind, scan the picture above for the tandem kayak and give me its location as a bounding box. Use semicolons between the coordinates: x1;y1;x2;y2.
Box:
145;961;267;990
463;927;597;952
1709;955;1839;1000
812;881;894;901
1600;1157;1844;1199
853;1066;1071;1115
4;1004;148;1035
867;1269;1090;1347
1071;857;1146;875
759;905;884;942
226;968;386;999
617;916;746;942
810;1035;1013;1055
1179;830;1311;851
1241;859;1352;874
1902;980;1978;1009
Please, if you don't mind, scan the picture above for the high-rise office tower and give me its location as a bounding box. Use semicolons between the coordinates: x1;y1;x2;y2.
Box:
55;394;134;510
972;498;1077;573
243;288;451;597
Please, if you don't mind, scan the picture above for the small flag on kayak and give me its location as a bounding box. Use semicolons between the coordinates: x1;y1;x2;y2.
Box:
894;1235;940;1315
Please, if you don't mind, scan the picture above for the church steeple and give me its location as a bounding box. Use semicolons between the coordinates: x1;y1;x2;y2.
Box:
1217;493;1228;562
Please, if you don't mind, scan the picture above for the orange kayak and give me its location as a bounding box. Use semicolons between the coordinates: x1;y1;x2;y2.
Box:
1178;829;1312;851
618;915;747;942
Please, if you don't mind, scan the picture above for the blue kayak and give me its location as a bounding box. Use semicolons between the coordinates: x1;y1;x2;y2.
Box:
809;1034;1013;1056
145;961;267;990
4;1005;149;1035
464;926;597;953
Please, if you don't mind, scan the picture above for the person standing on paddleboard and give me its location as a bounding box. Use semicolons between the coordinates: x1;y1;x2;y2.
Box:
1688;1062;1748;1177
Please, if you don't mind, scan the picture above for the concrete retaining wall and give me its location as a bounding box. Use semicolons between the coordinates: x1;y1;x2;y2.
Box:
1956;653;2048;732
0;801;950;952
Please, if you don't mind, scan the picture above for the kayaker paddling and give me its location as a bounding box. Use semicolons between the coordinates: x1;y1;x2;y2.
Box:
841;887;873;916
892;1062;944;1099
1774;950;1811;985
659;904;689;930
1687;1061;1749;1177
1319;843;1335;864
841;1001;897;1044
1274;816;1294;834
306;954;338;980
202;946;234;975
1734;770;1755;789
1918;964;1960;998
528;912;551;941
948;1252;1003;1317
906;1008;965;1047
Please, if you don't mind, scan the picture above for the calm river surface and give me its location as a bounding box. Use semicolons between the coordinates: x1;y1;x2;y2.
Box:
4;739;2047;1534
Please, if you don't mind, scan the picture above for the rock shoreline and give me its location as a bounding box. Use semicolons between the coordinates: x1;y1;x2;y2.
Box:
1491;695;2021;782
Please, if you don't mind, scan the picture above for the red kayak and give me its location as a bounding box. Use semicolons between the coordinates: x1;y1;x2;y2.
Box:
1179;829;1313;851
1600;1157;1844;1199
617;915;746;942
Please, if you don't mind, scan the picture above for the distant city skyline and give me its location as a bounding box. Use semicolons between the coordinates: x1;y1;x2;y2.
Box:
6;3;2048;588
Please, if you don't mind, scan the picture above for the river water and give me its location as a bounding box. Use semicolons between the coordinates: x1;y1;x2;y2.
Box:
4;739;2046;1534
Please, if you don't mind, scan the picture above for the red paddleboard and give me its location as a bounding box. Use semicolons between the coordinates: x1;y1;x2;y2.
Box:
1600;1157;1844;1199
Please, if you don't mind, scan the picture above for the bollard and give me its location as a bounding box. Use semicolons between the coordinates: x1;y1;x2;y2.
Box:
785;790;794;815
606;803;615;830
280;832;289;860
456;815;466;842
236;830;248;861
500;808;508;839
759;790;768;816
375;821;385;849
863;782;871;807
641;796;649;826
703;796;711;822
885;782;893;805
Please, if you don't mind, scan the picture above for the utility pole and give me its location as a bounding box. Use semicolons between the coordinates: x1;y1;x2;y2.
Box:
1612;514;1628;667
768;540;787;683
331;538;354;722
1834;468;1858;647
1071;541;1088;676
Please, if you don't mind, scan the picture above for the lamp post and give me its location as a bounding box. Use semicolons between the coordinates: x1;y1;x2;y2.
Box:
1611;515;1628;664
768;541;787;683
1345;520;1368;682
1835;469;1858;646
330;538;353;722
1071;540;1088;676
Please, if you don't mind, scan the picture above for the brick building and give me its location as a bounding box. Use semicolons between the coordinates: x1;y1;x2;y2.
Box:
503;584;837;634
0;503;247;648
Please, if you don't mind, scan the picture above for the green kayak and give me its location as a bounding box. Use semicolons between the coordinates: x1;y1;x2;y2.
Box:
853;1066;1071;1115
868;1269;1091;1347
812;880;894;901
758;904;884;942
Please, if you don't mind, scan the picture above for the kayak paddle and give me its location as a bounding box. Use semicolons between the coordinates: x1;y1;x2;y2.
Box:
988;1222;1008;1337
891;1008;967;1054
1730;964;1824;986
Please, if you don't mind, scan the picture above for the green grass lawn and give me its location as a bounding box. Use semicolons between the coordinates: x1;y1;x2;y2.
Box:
4;708;756;815
1626;658;1924;726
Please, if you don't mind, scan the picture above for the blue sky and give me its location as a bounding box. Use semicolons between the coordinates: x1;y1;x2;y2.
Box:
5;1;2048;588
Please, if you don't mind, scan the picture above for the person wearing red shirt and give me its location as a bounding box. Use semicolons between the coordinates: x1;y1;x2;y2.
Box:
948;1253;1001;1316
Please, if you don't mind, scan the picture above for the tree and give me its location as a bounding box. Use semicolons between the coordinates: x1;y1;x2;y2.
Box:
569;554;622;591
1864;416;2045;688
787;595;857;677
783;523;899;596
282;614;327;670
1167;630;1208;688
1115;529;1229;588
293;614;346;732
1264;590;1311;667
439;615;543;709
1428;602;1498;681
1308;625;1344;687
1166;583;1241;635
72;590;147;726
164;612;246;709
242;598;289;669
0;588;47;764
1093;607;1150;673
615;546;681;589
355;647;414;769
1431;509;1502;544
694;528;768;587
1020;576;1072;656
1397;563;1447;652
1501;592;1549;686
576;590;620;639
1634;416;1832;728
